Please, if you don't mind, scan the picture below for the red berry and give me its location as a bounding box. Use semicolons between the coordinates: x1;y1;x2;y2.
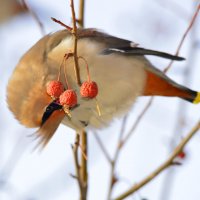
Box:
46;81;64;98
59;89;77;108
80;81;98;98
177;151;186;159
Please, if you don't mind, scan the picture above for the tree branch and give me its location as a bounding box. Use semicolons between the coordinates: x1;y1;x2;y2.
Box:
80;130;88;200
78;0;85;27
164;4;200;72
114;121;200;200
70;0;81;86
51;17;72;31
122;97;153;145
107;116;128;200
72;133;82;197
93;132;112;164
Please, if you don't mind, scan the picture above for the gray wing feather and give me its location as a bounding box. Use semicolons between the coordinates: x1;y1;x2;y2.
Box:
101;47;185;61
77;28;185;61
49;29;185;61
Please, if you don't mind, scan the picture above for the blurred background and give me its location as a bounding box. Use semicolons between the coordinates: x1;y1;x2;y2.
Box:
0;0;200;199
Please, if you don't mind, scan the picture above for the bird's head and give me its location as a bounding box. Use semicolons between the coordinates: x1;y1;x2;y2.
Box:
7;71;66;147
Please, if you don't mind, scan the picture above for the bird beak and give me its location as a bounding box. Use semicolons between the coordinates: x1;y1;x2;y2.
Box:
35;101;65;148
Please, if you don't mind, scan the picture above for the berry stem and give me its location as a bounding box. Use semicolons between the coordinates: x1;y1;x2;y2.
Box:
95;98;101;116
78;56;91;82
70;0;82;86
63;55;71;89
57;56;66;81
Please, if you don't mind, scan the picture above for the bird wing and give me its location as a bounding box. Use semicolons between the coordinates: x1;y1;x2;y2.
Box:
47;29;184;60
76;28;184;61
101;47;185;61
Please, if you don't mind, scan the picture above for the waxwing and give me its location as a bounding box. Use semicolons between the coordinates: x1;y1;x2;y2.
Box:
7;29;200;147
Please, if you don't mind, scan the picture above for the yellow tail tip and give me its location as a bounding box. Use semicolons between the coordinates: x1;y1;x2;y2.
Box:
193;92;200;104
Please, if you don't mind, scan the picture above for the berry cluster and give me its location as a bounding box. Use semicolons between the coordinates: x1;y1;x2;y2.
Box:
46;54;99;118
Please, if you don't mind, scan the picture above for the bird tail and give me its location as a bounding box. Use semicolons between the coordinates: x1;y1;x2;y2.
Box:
143;70;200;104
187;92;200;104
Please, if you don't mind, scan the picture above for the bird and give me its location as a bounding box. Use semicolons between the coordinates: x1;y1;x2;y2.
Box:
7;28;200;147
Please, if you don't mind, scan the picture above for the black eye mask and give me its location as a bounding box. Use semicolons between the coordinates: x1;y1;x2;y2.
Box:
41;101;62;126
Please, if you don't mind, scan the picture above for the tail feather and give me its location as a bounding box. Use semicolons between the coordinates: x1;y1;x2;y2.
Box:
193;92;200;104
143;70;200;104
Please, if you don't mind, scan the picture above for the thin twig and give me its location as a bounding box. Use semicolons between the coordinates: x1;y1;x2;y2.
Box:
93;132;112;164
113;116;128;166
72;134;82;197
21;0;45;35
63;55;71;89
69;1;87;199
51;17;72;31
118;115;128;146
122;97;153;145
80;130;88;199
94;102;153;199
52;1;82;86
155;0;190;21
164;4;200;73
78;142;88;161
105;98;153;199
70;0;81;86
72;132;87;200
78;0;87;199
114;121;200;200
107;116;128;200
78;0;85;27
